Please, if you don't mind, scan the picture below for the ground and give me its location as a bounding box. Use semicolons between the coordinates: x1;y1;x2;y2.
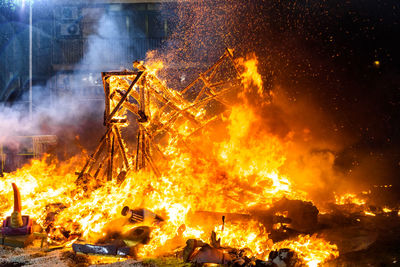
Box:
1;213;400;266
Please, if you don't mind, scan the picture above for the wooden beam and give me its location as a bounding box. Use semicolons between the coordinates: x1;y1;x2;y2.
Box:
102;71;139;77
113;126;130;170
107;71;143;123
77;126;112;179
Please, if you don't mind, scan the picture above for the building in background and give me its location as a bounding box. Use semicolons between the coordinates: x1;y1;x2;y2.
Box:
0;135;57;176
0;0;175;173
0;0;173;108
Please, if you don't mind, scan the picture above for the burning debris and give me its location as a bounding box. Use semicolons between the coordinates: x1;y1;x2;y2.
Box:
3;49;379;266
182;231;300;266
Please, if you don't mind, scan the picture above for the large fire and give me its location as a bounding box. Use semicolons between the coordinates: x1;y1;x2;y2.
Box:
0;51;340;265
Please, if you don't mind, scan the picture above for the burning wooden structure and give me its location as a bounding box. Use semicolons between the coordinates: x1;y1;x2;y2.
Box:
77;48;241;182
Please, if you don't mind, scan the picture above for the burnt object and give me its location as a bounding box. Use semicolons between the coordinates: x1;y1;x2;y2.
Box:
73;226;152;257
121;206;164;224
1;183;33;236
76;71;143;183
72;241;132;257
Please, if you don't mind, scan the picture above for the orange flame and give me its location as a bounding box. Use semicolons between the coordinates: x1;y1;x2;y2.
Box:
0;54;339;264
273;235;339;266
236;53;264;98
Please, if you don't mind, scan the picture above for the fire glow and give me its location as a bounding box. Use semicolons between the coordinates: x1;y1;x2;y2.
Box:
0;52;340;265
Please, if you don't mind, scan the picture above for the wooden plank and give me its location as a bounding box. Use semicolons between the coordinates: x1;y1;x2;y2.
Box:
113;93;140;116
102;71;139;76
147;86;201;126
225;47;241;77
77;127;112;178
113;126;130;170
181;52;227;94
107;72;144;123
108;135;115;181
182;86;234;112
148;75;189;106
135;131;141;171
102;73;111;126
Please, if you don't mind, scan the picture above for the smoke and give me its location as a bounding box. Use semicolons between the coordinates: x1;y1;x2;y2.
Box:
0;8;135;157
